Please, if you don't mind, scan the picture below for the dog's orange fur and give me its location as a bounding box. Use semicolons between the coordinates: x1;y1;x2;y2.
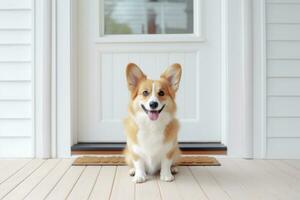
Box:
123;116;181;166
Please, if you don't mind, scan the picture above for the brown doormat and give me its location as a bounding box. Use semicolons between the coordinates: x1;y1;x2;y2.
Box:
73;156;220;166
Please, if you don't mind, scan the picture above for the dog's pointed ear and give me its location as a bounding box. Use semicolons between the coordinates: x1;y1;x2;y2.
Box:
126;63;146;91
160;63;182;92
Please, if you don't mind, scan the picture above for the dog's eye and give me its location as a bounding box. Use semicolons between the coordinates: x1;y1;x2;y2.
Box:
158;91;165;96
143;91;149;96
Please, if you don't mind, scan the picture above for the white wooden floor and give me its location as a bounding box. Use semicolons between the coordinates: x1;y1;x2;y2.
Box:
0;159;300;200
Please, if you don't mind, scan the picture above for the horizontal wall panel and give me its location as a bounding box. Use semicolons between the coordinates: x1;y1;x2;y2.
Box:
0;0;32;9
267;0;300;2
0;0;34;158
267;41;300;59
268;97;300;116
0;45;31;61
0;11;31;29
0;62;31;80
267;24;300;40
267;138;300;159
0;138;32;157
0;30;31;44
268;60;300;77
0;101;31;118
266;1;300;159
0;82;31;99
268;118;300;137
268;78;300;95
0;119;32;137
267;4;300;23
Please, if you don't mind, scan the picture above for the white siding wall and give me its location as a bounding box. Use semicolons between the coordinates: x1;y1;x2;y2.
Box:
0;0;34;157
1;0;300;159
266;0;300;158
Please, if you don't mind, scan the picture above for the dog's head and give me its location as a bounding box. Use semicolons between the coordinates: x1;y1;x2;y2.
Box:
126;63;182;121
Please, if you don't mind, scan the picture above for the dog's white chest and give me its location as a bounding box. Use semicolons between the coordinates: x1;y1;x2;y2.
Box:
132;128;172;173
136;130;164;155
131;112;173;173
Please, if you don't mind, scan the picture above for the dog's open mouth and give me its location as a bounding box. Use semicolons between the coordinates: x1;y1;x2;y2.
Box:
141;104;165;121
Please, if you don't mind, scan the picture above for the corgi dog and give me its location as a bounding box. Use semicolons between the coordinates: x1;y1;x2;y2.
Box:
123;63;182;183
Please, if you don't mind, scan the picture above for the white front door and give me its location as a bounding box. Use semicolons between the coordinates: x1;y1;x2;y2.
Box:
77;0;223;142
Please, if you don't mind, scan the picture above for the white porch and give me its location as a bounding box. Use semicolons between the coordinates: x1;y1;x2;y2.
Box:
0;158;300;199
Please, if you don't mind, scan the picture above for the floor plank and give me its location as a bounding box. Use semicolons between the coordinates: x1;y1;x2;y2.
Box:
24;159;73;200
67;166;101;200
3;159;60;200
189;166;231;200
284;159;300;171
0;158;300;200
266;160;300;195
135;176;161;200
0;159;45;199
45;166;85;200
232;159;282;200
173;166;208;200
0;159;30;184
110;166;135;200
226;159;289;200
254;160;300;199
89;166;117;200
207;159;257;200
157;174;182;200
269;160;300;181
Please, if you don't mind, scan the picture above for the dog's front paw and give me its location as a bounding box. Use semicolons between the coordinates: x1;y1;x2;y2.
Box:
129;168;135;176
133;174;147;183
171;166;178;174
160;173;175;182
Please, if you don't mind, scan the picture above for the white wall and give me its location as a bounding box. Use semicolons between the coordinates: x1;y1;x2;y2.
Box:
266;0;300;158
0;0;34;157
1;0;300;159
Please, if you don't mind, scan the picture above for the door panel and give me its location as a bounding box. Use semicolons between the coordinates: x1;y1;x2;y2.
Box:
77;0;222;142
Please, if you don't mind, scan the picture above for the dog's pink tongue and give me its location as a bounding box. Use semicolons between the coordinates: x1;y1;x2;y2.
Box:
148;111;159;121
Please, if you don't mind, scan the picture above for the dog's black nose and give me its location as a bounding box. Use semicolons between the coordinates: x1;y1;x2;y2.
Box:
149;101;158;109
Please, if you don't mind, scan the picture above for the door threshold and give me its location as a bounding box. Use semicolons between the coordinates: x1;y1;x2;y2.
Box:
71;142;227;155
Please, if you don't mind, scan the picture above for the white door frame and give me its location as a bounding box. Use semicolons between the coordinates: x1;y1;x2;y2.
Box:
253;0;267;159
36;0;265;158
34;0;52;158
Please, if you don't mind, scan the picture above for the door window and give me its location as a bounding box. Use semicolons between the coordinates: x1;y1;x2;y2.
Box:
103;0;194;35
